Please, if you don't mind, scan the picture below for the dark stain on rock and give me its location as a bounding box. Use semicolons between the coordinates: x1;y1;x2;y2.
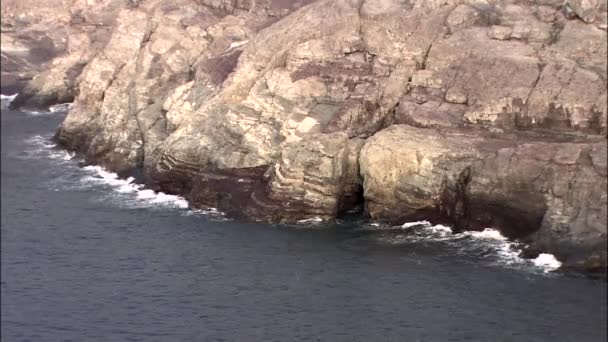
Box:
471;3;502;27
146;54;165;79
290;60;373;83
197;49;243;86
26;35;59;64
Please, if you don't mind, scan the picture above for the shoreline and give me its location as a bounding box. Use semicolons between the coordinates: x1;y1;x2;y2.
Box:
2;0;606;274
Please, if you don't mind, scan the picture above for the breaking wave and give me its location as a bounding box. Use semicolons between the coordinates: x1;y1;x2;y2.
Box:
1;93;71;115
22;134;74;161
21;103;72;116
20;133;563;273
79;165;189;209
1;93;17;108
297;217;325;225
361;221;562;274
21;134;199;212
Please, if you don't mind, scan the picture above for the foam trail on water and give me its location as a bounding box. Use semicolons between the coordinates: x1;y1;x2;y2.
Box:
420;224;453;237
463;228;507;241
24;102;72;116
21;134;198;211
20;131;564;272
297;217;324;224
401;220;431;228
387;222;563;274
81;165;189;209
185;207;229;221
49;103;71;113
1;94;17;108
22;134;75;161
1;93;71;115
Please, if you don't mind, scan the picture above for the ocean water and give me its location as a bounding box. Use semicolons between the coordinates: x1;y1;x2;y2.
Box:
1;95;607;341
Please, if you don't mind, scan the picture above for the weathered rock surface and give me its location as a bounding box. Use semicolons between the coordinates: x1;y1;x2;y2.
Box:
3;0;606;272
360;125;607;271
1;1;70;95
2;0;132;108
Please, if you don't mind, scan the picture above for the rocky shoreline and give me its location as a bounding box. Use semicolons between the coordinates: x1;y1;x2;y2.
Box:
2;0;607;273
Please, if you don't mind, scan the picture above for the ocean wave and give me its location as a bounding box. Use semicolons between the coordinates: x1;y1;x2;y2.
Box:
49;103;71;113
22;134;192;211
184;207;229;221
80;165;189;209
22;103;72;116
22;134;74;161
1;93;17;108
532;253;562;270
0;93;71;115
366;221;562;274
20;132;564;273
297;217;324;224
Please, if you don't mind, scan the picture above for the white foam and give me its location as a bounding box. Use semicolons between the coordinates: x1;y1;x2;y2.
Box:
1;93;17;106
50;149;75;161
21;134;230;217
532;253;562;272
185;207;229;221
21;134;71;161
24;110;50;116
297;217;324;224
392;221;563;274
24;104;73;116
24;134;56;148
463;228;508;241
81;165;189;209
422;224;453;236
401;220;432;228
1;93;71;115
49;103;71;113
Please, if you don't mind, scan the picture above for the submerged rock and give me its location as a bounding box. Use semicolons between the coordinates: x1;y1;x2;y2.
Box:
3;0;606;272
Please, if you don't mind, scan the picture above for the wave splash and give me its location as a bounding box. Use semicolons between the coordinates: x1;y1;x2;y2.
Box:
79;166;189;209
1;93;17;108
1;93;71;115
21;103;72;116
366;220;562;274
23;134;74;161
22;134;563;272
22;134;198;212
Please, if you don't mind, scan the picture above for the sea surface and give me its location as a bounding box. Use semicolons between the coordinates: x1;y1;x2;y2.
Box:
1;95;607;341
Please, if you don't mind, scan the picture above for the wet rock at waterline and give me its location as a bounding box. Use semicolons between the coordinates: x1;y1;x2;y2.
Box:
4;0;607;273
360;125;607;272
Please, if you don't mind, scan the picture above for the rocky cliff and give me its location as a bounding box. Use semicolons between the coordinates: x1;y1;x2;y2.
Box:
3;0;607;273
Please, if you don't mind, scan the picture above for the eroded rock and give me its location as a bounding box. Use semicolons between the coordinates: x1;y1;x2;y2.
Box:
360;125;607;272
3;0;605;273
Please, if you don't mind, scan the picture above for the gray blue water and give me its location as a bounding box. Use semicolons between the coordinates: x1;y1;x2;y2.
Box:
1;97;607;341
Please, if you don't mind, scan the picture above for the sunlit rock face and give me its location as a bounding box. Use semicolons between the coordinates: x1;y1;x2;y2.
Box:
4;0;606;272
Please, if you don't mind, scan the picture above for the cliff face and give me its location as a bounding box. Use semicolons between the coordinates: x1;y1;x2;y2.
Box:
3;0;607;272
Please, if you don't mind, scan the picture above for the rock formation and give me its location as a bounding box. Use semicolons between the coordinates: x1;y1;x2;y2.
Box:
2;0;607;273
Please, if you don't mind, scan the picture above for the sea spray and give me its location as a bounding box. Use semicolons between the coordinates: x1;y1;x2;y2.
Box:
369;221;565;274
81;165;190;209
0;93;17;108
1;93;71;114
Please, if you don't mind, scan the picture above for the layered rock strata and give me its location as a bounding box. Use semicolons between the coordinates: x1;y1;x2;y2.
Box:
3;0;607;272
360;125;607;271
